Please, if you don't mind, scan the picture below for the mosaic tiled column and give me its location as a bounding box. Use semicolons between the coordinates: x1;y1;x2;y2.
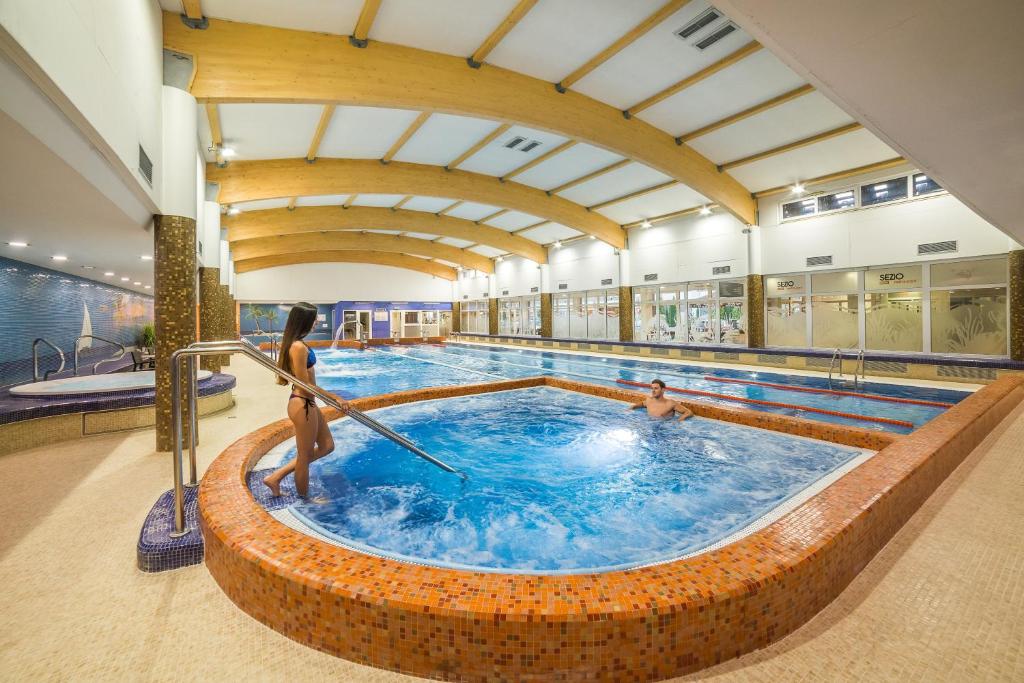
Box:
618;286;634;341
450;301;461;334
1010;250;1024;361
746;273;765;349
488;297;498;335
198;267;222;372
154;214;197;452
539;293;552;337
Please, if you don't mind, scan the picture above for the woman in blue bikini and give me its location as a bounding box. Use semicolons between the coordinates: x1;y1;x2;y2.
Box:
263;302;347;497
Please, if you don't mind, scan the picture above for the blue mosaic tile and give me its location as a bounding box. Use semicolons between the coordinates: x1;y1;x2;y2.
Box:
137;486;204;572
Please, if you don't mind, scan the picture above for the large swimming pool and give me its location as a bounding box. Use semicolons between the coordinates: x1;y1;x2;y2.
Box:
254;387;870;573
310;343;968;433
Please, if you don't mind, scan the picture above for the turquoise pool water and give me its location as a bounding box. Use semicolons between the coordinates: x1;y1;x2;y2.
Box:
311;343;967;433
267;387;867;573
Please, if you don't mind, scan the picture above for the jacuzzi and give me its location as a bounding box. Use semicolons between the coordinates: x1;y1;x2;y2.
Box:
10;369;213;397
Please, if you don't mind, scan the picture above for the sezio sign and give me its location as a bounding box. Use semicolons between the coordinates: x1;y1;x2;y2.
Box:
866;265;922;290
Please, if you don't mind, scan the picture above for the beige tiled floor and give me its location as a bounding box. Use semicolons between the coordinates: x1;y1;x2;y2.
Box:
1;356;1021;682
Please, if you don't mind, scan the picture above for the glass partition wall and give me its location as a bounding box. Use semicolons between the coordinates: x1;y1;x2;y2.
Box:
633;279;747;345
459;300;490;334
551;288;619;340
765;256;1009;356
498;295;541;336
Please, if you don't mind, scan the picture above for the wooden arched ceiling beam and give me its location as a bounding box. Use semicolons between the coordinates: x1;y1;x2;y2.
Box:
235;251;458;279
164;14;757;225
207;158;625;248
232;232;495;274
223;205;548;263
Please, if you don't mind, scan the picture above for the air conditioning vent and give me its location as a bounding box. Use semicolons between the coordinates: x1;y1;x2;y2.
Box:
695;22;738;50
806;255;833;267
504;136;526;149
502;289;509;296
520;141;541;153
918;240;957;255
644;273;658;282
712;265;731;275
600;278;613;286
462;294;468;299
675;8;722;40
558;283;568;290
530;286;539;293
138;145;153;186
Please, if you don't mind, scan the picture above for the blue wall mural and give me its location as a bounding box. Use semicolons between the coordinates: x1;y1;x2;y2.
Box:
0;256;154;387
238;302;334;341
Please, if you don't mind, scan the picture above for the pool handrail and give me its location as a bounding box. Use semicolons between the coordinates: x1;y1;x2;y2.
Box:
32;337;65;381
854;348;866;391
74;334;127;376
168;339;464;538
828;347;843;389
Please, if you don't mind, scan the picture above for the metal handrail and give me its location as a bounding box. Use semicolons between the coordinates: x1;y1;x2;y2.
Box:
854;349;866;390
74;334;127;376
168;339;464;537
827;347;843;389
32;338;65;381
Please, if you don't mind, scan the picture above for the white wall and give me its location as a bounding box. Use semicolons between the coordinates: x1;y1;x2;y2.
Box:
549;239;620;291
0;0;164;209
454;271;492;301
628;212;750;285
236;263;455;302
494;256;542;297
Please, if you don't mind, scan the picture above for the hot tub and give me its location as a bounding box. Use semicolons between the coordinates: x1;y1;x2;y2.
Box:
10;369;213;397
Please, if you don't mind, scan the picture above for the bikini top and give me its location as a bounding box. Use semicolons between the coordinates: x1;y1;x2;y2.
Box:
305;344;316;368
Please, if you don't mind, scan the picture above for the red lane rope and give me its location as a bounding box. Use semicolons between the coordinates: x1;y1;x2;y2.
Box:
702;375;954;408
615;379;915;429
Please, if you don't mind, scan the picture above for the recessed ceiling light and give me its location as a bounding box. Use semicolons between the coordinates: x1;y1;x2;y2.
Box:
640;219;652;229
144;285;151;290
141;255;153;261
120;277;129;281
51;255;68;261
553;240;562;249
226;206;241;216
133;281;141;286
699;205;712;216
791;183;805;194
589;235;596;240
220;146;237;158
82;265;95;270
104;271;115;277
496;256;504;263
6;241;28;247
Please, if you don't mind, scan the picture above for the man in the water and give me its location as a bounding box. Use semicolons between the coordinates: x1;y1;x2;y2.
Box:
628;379;694;421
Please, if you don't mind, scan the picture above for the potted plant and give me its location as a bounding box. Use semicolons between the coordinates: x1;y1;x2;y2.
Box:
137;323;156;353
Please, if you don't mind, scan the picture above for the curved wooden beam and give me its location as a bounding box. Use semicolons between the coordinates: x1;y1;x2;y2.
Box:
235;251;457;279
163;13;757;225
232;232;495;273
223;205;548;263
207;158;624;247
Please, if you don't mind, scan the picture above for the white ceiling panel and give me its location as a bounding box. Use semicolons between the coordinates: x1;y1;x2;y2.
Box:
486;0;663;83
727;128;898;192
446;202;502;221
372;0;520;58
295;194;349;207
218;103;323;160
637;50;807;137
687;92;856;164
573;1;753;110
401;196;457;213
317;107;421;159
404;232;441;240
233;198;292;211
352;194;406;208
514;143;624;191
394;114;500;167
594;184;709;225
557;162;671;206
160;0;363;35
469;245;506;258
458;125;568;177
485;211;543;231
519;223;581;244
437;237;476;248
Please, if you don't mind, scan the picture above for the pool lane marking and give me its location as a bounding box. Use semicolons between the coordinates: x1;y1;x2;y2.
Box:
376;347;508;380
615;379;915;429
702;375;954;408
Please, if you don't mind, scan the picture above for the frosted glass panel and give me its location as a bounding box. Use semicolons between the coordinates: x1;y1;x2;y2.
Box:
812;270;859;293
569;292;587;338
930;258;1007;287
812;295;859;348
634;287;661;341
931;288;1008;355
719;301;746;345
606;292;620;342
865;291;923;352
687;302;716;343
767;296;807;346
552;293;569;337
587;291;605;340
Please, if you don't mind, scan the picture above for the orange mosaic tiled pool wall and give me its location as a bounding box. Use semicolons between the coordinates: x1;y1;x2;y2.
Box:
198;375;1024;681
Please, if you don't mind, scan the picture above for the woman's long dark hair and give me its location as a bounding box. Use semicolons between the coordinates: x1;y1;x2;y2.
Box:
276;302;318;386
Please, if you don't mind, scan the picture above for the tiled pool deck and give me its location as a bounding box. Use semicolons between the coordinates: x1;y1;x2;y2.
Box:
198;373;1024;681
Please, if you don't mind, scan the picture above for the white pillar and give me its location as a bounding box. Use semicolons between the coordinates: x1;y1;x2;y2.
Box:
618;248;631;287
202;201;221;268
160;85;198;219
539;263;551;293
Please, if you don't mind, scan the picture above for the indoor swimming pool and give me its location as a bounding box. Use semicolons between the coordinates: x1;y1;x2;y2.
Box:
253;387;870;573
310;343;968;433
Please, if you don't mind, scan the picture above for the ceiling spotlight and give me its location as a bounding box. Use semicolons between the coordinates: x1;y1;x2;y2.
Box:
104;271;115;277
553;240;562;249
220;146;237;158
141;254;153;261
6;241;28;247
120;276;130;281
144;285;151;290
51;255;68;261
699;205;712;216
133;281;142;286
226;206;241;216
640;219;652;229
589;235;596;240
496;256;504;263
791;183;806;194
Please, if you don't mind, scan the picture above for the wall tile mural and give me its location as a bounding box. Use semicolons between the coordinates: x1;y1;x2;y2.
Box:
0;256;154;387
239;303;334;341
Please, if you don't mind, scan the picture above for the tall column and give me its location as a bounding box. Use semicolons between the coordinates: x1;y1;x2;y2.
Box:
488;297;498;335
619;286;634;341
746;273;765;349
540;293;553;337
155;85;198;451
1010;250;1024;361
451;301;462;333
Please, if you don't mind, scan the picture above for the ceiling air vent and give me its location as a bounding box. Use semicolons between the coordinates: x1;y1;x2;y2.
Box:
918;240;957;255
600;278;613;286
504;136;526;149
520;141;542;153
138;145;153;186
712;265;731;275
530;286;539;293
502;289;509;296
558;283;568;290
806;255;833;267
694;22;738;50
644;273;658;282
675;8;722;40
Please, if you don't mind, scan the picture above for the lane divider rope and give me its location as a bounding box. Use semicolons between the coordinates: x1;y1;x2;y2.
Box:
702;375;955;408
615;379;915;429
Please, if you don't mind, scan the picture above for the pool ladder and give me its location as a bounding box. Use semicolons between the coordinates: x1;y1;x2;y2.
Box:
74;334;127;376
828;348;866;390
32;338;65;381
167;339;464;538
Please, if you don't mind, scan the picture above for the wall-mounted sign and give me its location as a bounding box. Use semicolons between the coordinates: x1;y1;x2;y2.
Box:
765;275;806;296
866;265;922;290
373;310;388;321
